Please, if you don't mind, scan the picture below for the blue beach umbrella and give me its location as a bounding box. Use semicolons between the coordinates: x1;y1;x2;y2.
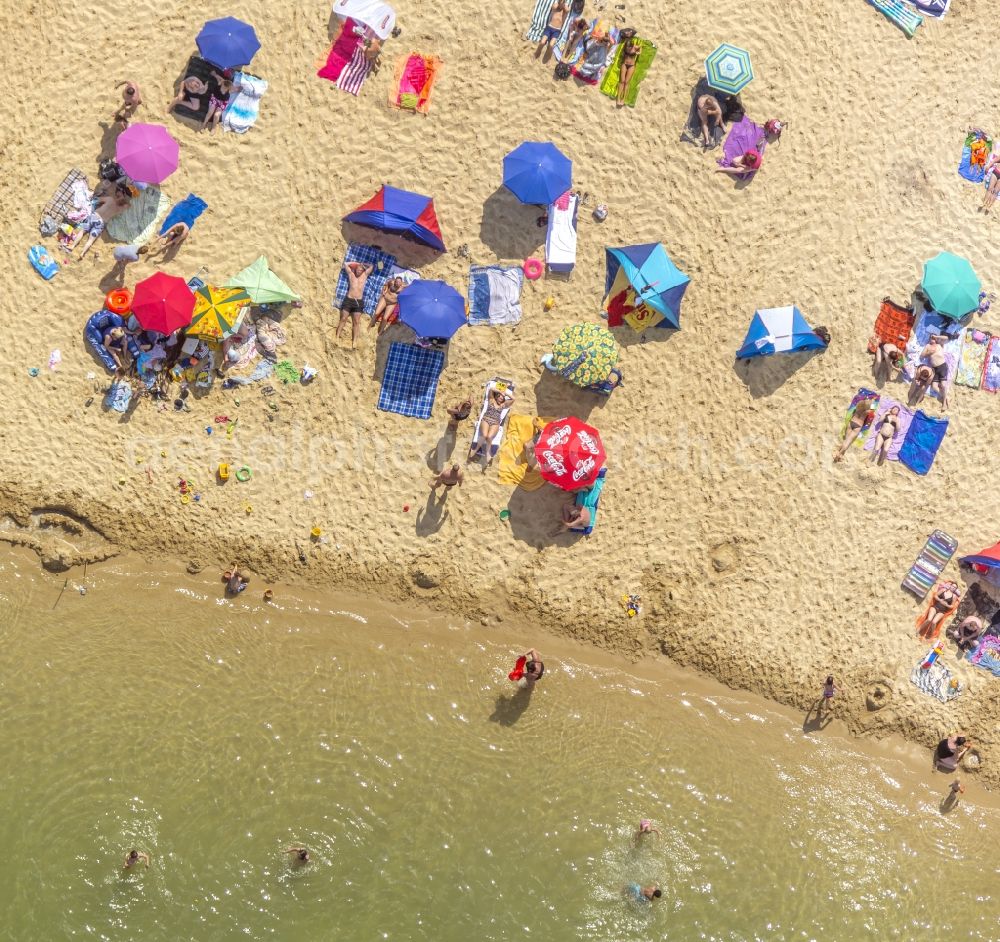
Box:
502;142;573;205
604;243;690;330
704;43;754;95
397;280;467;339
196;17;261;70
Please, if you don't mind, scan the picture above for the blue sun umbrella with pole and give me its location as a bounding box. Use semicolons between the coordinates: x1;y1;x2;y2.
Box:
502;141;573;205
397;280;467;339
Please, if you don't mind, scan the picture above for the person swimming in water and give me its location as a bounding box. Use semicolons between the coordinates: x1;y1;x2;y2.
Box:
624;882;662;903
285;846;311;865
123;849;150;870
634;819;661;845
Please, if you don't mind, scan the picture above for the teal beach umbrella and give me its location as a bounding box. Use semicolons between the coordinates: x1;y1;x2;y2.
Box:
704;43;754;95
922;252;981;320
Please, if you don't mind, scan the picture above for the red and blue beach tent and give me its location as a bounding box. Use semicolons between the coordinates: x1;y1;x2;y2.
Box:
961;541;1000;577
343;185;445;252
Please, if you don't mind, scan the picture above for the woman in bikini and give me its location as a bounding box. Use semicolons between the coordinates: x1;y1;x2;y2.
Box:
917;581;961;640
468;386;514;462
870;405;900;466
201;69;233;132
982;153;1000;212
615;34;642;107
369;277;405;335
168;75;209;114
697;94;727;146
833;396;876;462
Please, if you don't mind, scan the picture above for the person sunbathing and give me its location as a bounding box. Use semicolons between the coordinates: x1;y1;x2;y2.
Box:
537;0;568;58
201;69;233;132
103;326;132;374
982;154;1000;213
553;501;590;535
908;363;934;408
947;615;985;652
615;34;642;107
917;581;961;640
336;262;373;348
919;334;951;409
369;276;405;335
72;181;132;259
869;406;900;465
168;75;209;113
697;94;727;145
113;80;142;129
872;340;904;382
468;387;514;462
833;396;876;462
561;17;588;57
716;148;762;176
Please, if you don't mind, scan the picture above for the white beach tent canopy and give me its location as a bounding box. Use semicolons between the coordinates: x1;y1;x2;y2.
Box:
735;306;828;359
331;0;396;39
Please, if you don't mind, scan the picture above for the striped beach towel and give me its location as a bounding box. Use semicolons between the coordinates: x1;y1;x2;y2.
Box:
318;20;363;83
910;659;962;702
338;44;373;95
866;0;923;36
983;336;1000;392
377;342;444;419
902;530;958;599
468;265;524;326
956;328;990;388
525;0;557;41
333;243;398;315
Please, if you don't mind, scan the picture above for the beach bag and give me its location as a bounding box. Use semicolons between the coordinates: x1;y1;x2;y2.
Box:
554;62;571;81
99;158;124;181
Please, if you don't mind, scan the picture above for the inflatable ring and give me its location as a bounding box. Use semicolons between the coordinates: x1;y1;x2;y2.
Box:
235;466;252;482
523;258;544;281
105;288;133;316
180;494;190;504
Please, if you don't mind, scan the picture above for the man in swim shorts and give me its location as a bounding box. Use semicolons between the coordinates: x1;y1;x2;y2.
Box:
537;0;568;57
336;261;374;348
919;334;951;410
624;883;661;903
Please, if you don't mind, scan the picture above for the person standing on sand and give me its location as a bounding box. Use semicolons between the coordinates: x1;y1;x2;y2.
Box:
818;675;837;718
123;849;150;870
113;80;142;129
430;463;464;493
336;262;373;348
446;397;473;429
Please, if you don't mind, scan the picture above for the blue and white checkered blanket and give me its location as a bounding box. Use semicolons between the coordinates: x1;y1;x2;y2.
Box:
333;243;398;315
468;265;524;327
377;342;444;419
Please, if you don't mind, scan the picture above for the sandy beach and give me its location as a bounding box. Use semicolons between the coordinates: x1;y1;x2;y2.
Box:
2;0;1000;786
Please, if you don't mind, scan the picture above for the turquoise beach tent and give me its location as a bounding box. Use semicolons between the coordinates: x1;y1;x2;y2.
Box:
604;243;690;330
735;306;827;359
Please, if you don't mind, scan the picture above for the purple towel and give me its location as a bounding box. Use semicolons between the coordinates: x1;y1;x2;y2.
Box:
898;410;948;476
862;396;913;462
718;116;767;177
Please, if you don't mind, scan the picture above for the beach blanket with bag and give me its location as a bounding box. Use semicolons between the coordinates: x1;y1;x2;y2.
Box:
598;38;656;108
862;396;914;462
959;130;992;183
910;658;961;702
333;243;397;314
955;327;991;388
841;387;880;448
377;342;444;419
468;265;524;327
718;116;767;178
897;410;948;476
867;297;915;354
902;529;958;600
390;53;442;113
983;336;1000;393
222;72;268;133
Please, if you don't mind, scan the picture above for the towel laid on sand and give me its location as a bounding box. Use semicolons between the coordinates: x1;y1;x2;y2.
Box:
318;20;363;83
337;43;373;95
40;168;88;228
377;342;444;419
968;635;1000;676
983;336;1000;392
902;530;958;600
106;186;169;244
862;396;913;462
599;38;656;107
333;243;397;314
898;410;948;476
866;0;923;36
902;308;962;399
910;659;961;701
525;0;557;41
840;387;881;448
545;190;578;273
390;53;442;113
718;116;767;178
912;0;951;19
105;380;132;414
955;328;990;388
222;72;268;133
498;414;553;490
867;297;915;354
959;130;992;183
571;21;618;84
468;265;524;326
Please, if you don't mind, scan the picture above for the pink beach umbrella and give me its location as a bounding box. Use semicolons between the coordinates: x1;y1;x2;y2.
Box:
115;123;180;184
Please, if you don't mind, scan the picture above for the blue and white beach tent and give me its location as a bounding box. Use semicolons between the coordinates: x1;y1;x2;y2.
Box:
735;306;828;359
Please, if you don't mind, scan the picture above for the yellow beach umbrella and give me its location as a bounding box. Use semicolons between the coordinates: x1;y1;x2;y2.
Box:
188;284;251;341
550;323;620;387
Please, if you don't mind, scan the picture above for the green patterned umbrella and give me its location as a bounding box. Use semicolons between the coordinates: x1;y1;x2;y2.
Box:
550;323;620;387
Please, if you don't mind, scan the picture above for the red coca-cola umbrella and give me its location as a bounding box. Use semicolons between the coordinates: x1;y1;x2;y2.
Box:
537;417;605;490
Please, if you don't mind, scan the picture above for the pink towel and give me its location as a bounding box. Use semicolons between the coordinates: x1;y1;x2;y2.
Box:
337;43;373;95
553;190;572;210
862;396;914;462
399;55;428;98
318;19;362;82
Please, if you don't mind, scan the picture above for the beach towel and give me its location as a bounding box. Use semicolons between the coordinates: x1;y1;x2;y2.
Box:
221;359;274;387
159;194;207;236
105;379;132;414
106;186;169;244
902;530;958;600
955;328;990;388
573;468;606;535
545;191;578;274
390;53;442;113
470;378;516;461
910;659;961;702
902;308;961;400
862;396;913;462
333;243;397;314
318;20;363;83
40;168;88;229
599;38;656;108
172;56;221;123
912;0;950;18
571;22;618;84
28;244;59;280
525;0;557;41
337;43;374;95
959;130;992;183
983;336;1000;392
718;116;767;178
377;342;444;419
468;265;524;327
898;409;948;475
968;636;1000;676
866;0;923;36
867;298;915;354
497;413;554;491
840;387;881;448
222;72;268;133
915;582;961;640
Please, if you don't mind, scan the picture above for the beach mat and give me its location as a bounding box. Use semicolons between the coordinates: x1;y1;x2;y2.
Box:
910;658;962;701
867;297;915;354
968;636;1000;676
984;336;1000;392
571;20;618;84
377;342;444;420
959;130;992;183
40;168;89;228
222;71;268;133
898;410;948;476
497;413;553;491
172;56;221;122
106;186;169;244
862;396;913;462
468;265;524;326
333;244;397;314
598;38;656;108
955;328;990;388
390;53;442;113
318;20;362;83
902;530;958;599
866;0;923;35
525;0;557;42
840;387;880;448
718;116;766;178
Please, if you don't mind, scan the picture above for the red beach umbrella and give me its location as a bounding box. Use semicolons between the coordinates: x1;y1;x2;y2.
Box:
131;273;196;335
537;417;606;490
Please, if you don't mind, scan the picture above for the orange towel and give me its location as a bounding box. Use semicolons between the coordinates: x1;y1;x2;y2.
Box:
916;582;961;640
390;53;443;114
868;297;915;355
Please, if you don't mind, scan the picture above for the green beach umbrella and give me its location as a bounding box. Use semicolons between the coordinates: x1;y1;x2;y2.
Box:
705;43;754;95
225;256;300;305
550;323;620;388
922;252;981;320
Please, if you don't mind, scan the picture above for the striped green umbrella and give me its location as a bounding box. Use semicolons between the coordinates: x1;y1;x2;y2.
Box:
550;323;620;388
921;252;981;320
705;43;753;95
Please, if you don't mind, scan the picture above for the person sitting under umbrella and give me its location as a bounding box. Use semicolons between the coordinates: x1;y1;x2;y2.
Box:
697;93;727;146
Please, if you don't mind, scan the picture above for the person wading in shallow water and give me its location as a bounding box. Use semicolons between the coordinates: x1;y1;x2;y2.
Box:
123;849;150;870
